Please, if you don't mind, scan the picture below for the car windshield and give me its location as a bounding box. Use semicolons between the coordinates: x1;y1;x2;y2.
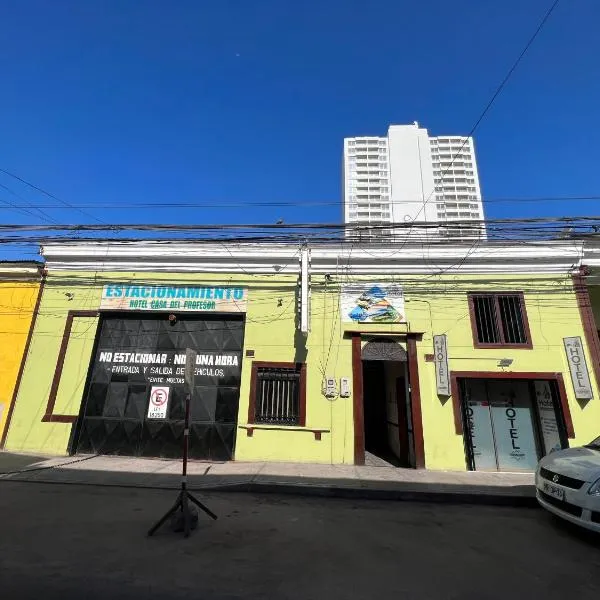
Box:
585;436;600;450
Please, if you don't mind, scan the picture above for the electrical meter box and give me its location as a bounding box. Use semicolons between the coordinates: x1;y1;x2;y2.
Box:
323;377;337;397
340;377;351;398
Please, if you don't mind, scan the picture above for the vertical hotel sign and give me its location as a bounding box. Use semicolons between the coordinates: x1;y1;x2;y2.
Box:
563;336;593;400
433;334;450;396
100;285;247;313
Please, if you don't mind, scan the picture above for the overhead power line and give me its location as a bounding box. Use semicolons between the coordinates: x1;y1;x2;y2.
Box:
0;216;594;254
0;167;110;226
0;194;598;210
0;215;595;231
0;190;58;225
0;217;591;247
405;0;562;226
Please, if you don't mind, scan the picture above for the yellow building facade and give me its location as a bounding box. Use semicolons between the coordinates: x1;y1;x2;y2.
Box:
5;241;600;472
0;262;43;448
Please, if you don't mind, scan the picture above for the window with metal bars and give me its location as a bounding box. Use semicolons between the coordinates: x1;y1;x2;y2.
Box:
468;293;532;348
249;363;306;426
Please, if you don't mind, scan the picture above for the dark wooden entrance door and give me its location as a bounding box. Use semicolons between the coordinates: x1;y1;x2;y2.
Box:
395;376;411;467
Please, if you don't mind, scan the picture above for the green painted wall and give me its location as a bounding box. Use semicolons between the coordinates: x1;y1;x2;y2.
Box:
5;269;599;470
5;271;355;463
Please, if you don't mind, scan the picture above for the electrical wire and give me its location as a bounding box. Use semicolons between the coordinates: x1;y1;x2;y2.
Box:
0;215;594;271
1;194;600;210
0;215;594;230
0;167;112;226
407;0;562;226
383;0;561;264
0;182;60;225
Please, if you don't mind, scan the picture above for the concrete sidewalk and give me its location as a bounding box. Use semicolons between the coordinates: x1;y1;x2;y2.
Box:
0;451;536;505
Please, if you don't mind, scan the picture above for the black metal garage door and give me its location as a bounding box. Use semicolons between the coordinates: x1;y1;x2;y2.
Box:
74;313;244;460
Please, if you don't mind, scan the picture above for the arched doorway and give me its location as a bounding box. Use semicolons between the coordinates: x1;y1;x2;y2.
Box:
361;338;413;467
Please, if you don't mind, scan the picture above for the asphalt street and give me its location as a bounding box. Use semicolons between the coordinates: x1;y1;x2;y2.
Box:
0;480;599;599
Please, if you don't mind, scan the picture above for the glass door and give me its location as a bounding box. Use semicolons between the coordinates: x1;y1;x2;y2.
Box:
533;380;563;455
463;379;497;471
462;379;545;472
487;381;540;471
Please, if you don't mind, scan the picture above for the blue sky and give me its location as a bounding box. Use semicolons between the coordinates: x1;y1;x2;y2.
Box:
0;0;598;244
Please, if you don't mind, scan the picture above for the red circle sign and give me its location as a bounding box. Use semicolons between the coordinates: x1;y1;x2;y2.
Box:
151;389;168;406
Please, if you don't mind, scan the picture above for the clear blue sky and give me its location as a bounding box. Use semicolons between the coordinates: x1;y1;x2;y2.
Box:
0;0;598;238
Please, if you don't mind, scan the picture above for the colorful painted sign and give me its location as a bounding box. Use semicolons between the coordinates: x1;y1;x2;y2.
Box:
100;284;247;313
341;284;405;323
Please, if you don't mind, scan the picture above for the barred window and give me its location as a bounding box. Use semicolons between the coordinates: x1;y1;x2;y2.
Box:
249;363;306;426
469;293;531;347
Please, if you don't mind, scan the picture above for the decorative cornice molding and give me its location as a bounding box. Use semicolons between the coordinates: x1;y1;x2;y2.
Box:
0;263;44;282
41;240;586;276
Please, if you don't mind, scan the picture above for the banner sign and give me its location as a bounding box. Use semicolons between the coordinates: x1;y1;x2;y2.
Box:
341;284;405;323
97;350;242;385
147;386;170;419
433;334;450;396
563;337;593;400
100;285;247;313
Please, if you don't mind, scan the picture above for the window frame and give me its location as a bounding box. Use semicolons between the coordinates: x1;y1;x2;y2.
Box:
468;292;533;349
247;361;307;426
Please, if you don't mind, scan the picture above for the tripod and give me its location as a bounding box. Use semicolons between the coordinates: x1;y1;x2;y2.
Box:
148;392;217;537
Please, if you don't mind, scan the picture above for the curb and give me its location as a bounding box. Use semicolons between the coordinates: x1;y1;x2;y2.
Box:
202;482;539;507
1;474;538;507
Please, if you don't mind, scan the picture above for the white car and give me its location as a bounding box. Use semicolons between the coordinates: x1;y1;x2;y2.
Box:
536;438;600;532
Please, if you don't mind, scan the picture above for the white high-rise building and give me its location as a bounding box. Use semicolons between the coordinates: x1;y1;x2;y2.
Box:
343;123;485;238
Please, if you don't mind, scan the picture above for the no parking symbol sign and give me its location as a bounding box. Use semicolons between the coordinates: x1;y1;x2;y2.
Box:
147;386;170;419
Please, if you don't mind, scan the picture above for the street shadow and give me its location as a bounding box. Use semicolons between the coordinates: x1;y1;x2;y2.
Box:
0;455;538;508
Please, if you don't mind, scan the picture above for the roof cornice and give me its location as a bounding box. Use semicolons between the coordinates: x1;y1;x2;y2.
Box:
41;240;585;276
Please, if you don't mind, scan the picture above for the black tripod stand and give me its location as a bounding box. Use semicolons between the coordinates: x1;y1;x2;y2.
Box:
148;392;217;537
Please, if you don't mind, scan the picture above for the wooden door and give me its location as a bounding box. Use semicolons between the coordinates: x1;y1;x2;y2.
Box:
396;376;410;467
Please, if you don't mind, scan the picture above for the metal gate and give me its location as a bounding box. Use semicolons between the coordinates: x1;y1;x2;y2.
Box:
73;313;244;460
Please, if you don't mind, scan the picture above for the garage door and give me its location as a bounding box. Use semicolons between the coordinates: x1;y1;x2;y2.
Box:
74;313;244;460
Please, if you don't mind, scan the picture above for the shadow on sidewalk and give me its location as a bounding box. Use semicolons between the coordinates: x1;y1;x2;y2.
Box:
0;452;49;474
0;452;537;507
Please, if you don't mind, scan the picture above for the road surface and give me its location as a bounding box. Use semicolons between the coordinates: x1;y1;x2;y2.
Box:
0;481;598;599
